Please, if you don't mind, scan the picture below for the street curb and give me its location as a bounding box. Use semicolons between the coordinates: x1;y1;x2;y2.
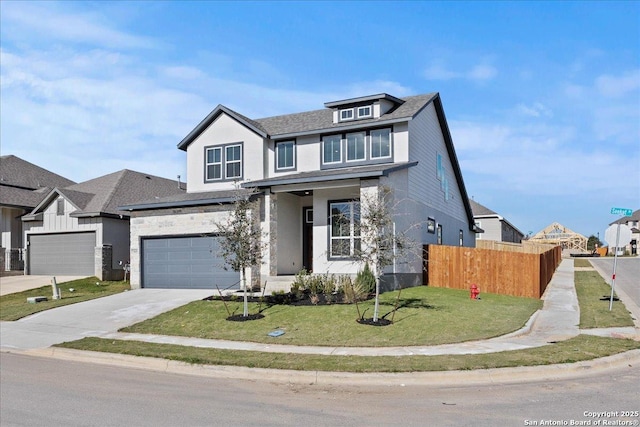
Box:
7;347;639;387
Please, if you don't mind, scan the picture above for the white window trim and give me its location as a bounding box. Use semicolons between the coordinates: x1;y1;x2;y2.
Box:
369;128;392;160
225;144;242;179
345;132;366;163
205;147;223;181
322;135;343;165
276;140;296;171
339;108;354;122
356;105;372;119
329;200;360;258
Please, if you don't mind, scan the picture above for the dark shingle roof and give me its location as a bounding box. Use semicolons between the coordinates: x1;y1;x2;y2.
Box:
469;199;498;217
178;93;439;150
610;209;640;225
26;170;186;218
0;155;75;190
64;170;185;216
119;188;257;211
0;185;50;209
254;93;438;137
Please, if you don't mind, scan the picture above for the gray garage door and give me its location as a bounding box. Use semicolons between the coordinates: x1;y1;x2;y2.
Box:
28;232;96;276
142;236;240;289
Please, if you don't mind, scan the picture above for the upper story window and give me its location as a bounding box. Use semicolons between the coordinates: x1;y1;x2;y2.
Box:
357;105;372;119
370;128;391;159
323;135;342;164
276;140;295;171
206;147;222;180
226;145;242;179
346;132;366;162
339;108;354;122
321;127;393;169
205;142;243;182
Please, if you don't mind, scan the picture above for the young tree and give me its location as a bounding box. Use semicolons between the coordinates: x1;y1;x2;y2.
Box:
352;185;416;323
215;187;265;318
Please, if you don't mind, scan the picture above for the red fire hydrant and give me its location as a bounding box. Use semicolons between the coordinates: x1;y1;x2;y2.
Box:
470;284;480;300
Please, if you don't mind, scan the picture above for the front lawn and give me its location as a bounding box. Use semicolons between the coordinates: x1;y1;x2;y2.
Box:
121;286;542;347
57;335;640;372
0;277;130;321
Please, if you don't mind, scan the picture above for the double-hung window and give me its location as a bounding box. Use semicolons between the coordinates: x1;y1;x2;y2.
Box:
226;145;242;179
323;135;342;164
329;201;361;258
276;140;295;170
205;143;243;181
206;147;222;180
346;132;365;162
370;128;391;159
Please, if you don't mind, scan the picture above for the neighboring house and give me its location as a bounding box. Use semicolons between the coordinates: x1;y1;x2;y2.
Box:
121;92;478;291
0;155;76;271
469;199;524;243
22;169;184;279
609;209;640;255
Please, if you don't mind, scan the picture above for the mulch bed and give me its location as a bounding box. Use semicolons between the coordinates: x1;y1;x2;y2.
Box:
226;313;265;322
356;317;393;326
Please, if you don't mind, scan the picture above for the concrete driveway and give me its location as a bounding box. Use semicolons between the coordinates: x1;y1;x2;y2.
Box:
0;289;214;351
0;275;88;296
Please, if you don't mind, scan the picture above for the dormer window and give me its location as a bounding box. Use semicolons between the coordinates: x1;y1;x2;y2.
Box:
357;105;372;119
339;108;354;122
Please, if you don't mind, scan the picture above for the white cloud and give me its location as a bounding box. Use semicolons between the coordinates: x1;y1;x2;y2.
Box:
424;61;497;82
515;102;553;118
595;69;640;98
1;2;158;49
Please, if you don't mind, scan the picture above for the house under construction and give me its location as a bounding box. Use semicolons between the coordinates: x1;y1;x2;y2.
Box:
529;222;588;252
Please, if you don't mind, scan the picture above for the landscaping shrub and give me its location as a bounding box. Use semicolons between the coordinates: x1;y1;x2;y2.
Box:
355;263;376;294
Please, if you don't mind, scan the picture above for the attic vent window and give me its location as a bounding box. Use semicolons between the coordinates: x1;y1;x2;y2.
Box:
56;199;65;216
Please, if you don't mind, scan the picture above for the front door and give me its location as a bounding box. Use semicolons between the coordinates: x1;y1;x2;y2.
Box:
302;207;313;272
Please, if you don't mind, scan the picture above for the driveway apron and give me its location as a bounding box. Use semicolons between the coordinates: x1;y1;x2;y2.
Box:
0;289;213;351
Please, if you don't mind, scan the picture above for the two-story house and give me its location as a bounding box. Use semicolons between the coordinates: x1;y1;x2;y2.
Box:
121;92;477;291
609;209;639;255
469;199;524;243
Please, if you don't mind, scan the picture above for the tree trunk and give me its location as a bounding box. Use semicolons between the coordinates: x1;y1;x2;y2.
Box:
242;269;248;317
373;275;380;322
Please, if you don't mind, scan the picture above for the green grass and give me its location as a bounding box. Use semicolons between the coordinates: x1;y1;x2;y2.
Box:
573;259;593;268
57;335;640;372
0;277;130;321
121;286;542;347
575;271;634;329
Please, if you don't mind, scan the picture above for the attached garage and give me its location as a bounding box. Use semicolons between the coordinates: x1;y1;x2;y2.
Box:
141;236;240;289
28;232;96;276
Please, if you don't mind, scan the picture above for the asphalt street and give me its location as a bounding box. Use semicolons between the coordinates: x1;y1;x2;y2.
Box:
2;352;639;427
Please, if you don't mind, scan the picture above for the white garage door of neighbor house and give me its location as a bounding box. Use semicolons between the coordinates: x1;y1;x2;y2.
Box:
28;232;96;276
142;236;240;289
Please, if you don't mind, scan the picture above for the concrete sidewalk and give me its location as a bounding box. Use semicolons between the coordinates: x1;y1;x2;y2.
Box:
0;275;88;296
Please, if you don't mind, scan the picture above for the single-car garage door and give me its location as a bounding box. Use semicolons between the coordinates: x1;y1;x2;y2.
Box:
142;236;240;289
28;232;96;276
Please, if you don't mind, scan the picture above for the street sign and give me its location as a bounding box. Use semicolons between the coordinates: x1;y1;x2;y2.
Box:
610;207;633;216
604;224;632;247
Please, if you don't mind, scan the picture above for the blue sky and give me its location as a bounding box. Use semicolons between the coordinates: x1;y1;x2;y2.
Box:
1;1;638;241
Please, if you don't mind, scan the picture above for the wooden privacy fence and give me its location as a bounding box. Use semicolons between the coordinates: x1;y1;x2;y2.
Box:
424;244;562;299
